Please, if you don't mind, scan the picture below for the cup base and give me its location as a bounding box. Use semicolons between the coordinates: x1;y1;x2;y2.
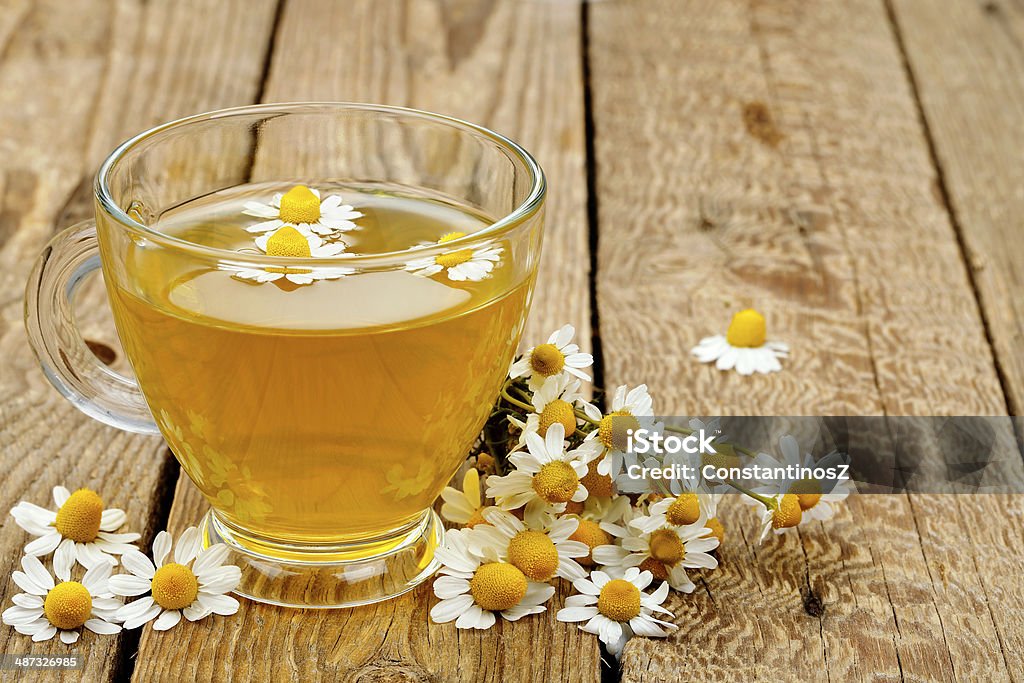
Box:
200;508;444;609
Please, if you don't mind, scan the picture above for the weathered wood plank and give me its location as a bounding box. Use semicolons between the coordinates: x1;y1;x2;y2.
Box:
887;0;1024;417
588;0;1021;681
131;1;596;681
0;1;278;680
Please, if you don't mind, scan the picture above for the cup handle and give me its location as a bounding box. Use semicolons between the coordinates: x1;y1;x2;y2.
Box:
24;219;160;434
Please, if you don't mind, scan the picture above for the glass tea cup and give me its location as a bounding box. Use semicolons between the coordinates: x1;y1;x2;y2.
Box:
25;103;545;607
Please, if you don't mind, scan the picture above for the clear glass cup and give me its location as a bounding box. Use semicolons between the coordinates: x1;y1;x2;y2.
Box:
24;103;545;607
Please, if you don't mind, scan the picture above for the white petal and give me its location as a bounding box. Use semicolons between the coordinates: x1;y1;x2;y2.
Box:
557;605;599;623
84;618;121;635
32;624;57;642
100;508;127;531
109;574;153;597
53;486;71;506
153;531;172;567
430;594;474;623
59;629;80;644
192;545;230;575
120;549;157;579
22;556;53;591
24;532;62;557
153;609;182;631
196;593;239;616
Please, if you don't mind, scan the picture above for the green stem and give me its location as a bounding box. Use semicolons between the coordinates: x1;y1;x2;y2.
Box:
725;480;774;510
500;388;534;412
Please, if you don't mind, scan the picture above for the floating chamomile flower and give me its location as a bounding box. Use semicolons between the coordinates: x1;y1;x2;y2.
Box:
593;516;719;593
430;529;554;629
2;549;122;644
10;486;141;568
508;374;587;444
757;493;803;543
440;468;488;527
751;435;853;523
485;423;597;527
243;185;362;237
110;527;241;631
691;308;789;375
469;508;590;582
405;232;503;282
231;225;354;286
556;568;676;658
509;324;594;391
580;384;656;480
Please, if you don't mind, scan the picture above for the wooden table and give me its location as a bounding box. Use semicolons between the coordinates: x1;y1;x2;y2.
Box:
2;0;1023;680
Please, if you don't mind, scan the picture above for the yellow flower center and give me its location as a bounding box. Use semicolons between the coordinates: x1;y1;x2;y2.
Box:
648;528;685;566
151;563;199;611
702;441;742;471
507;530;559;581
725;308;767;347
435;249;474;269
639;557;670;581
568;517;611;566
266;226;312;258
469;562;527;612
529;344;565;377
465;509;488;528
278;185;321;224
598;410;640;451
538;399;576;437
789;479;824;511
265;226;312;274
474;452;496;475
773;494;803;530
44;581;92;630
532;461;579;504
597;579;641;622
706;517;725;545
580;459;614;498
438;231;467;243
54;489;104;543
665;494;701;527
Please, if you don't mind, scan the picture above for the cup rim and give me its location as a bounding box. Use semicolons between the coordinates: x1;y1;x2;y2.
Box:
94;102;546;268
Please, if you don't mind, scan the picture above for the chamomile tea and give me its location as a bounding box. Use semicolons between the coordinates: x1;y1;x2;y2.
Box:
105;184;532;548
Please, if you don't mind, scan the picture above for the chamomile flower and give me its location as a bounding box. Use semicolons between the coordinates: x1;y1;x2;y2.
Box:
110;527;241;631
10;486;140;568
430;529;554;629
2;549;122;644
757;494;803;542
593;517;719;593
691;308;789;375
752;435;853;522
562;495;632;567
231;225;353;285
485;423;597;527
508;374;587;444
557;567;676;658
440;468;488;527
509;325;594;391
580;384;656;479
405;232;503;282
469;508;589;581
628;492;716;534
242;185;362;237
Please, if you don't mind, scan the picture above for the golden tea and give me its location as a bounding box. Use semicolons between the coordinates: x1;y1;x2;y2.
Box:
106;185;530;548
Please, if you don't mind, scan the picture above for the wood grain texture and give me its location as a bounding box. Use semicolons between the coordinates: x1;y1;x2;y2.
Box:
587;0;1024;681
887;0;1024;416
0;1;278;680
131;1;596;681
